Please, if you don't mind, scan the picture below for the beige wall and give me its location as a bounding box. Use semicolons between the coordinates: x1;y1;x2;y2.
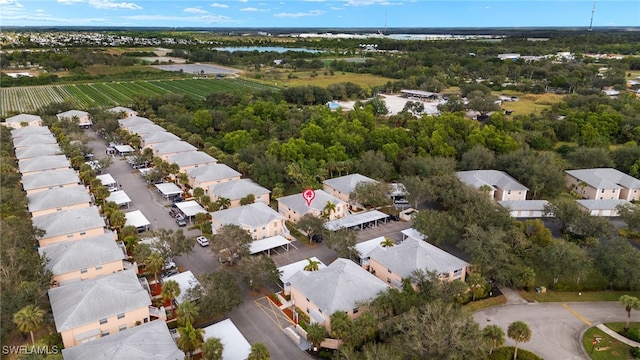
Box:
322;185;350;204
191;175;241;190
26;183;79;195
212;217;287;240
31;201;91;218
53;260;124;286
290;284;362;333
278;202;347;223
39;227;105;248
495;188;527;201
368;258;467;288
619;187;640;201
60;306;150;348
565;174;619;200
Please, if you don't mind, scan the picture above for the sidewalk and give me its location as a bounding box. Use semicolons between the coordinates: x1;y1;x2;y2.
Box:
498;286;530;305
595;323;640;348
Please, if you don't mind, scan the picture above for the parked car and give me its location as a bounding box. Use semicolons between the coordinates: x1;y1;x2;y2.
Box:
311;234;323;243
163;260;176;271
161;268;178;279
389;214;401;221
175;215;187;227
196;236;210;247
394;198;409;204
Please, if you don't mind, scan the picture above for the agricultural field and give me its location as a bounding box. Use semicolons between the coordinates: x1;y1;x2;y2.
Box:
0;78;276;116
248;69;394;89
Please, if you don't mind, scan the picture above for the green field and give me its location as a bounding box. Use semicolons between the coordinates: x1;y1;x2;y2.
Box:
0;78;277;116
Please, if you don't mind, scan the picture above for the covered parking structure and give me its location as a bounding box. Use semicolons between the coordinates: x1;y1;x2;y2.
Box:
173;200;207;223
249;235;293;256
155;183;182;200
113;144;135;157
324;210;389;231
106;190;131;208
125;210;150;233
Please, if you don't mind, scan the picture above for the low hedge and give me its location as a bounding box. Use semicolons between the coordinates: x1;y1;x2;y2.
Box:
488;347;543;360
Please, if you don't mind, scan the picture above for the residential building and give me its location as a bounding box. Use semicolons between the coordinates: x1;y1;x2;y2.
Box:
61;320;184;360
576;199;630;217
140;131;180;148
117;116;153;131
167;151;217;172
208;179;270;209
288;258;389;331
357;230;469;288
565;168;640;201
49;270;151;348
498;200;550;218
10;126;52;139
210;202;289;240
39;232;125;285
3;113;43;128
18;155;71;176
13;134;58;149
21;168;80;195
186;164;242;190
27;186;92;217
56;110;92;128
277;189;347;222
127;123;166;137
456;170;528;201
322;174;378;208
33;206;106;247
149;141;197;160
108;106;138;118
15;144;62;160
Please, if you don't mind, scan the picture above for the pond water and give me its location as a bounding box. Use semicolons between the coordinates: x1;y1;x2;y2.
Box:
214;46;323;53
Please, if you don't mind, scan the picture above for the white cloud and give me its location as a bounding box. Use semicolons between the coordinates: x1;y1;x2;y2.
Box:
343;0;402;5
0;0;23;6
240;7;267;12
184;7;208;14
304;0;325;2
239;0;248;2
56;0;83;4
274;9;323;18
123;14;232;24
89;0;142;9
210;2;228;8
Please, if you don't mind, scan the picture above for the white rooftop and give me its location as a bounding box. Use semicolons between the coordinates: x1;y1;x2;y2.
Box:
125;210;150;229
278;256;327;284
208;179;270;201
15;144;62;160
11;126;52;138
576;199;630;210
49;270;151;332
211;202;284;230
167;151;217;168
18;155;70;174
141;131;180;144
249;235;290;255
33;206;105;239
323;173;377;195
566;168;640;190
106;190;131;206
13;134;58;148
155;182;182;196
498;200;549;211
355;236;387;258
96;174;116;186
456;170;528;191
114;144;135;153
288;258;389;315
128;123;166;136
152;141;197;156
162;271;201;304
277;189;344;216
324;210;388;231
39;232;124;276
118;116;153;128
174;200;207;217
61;320;184;360
27;186;92;213
187;164;242;183
202;319;251;360
22;168;80;192
108;106;137;116
56;110;90;120
5;113;42;124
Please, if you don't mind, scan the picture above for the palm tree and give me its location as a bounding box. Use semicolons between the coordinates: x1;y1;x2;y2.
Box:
108;210;127;231
303;258;321;271
380;237;395;248
483;324;505;355
306;322;327;351
177;322;204;359
193;187;205;200
161;279;181;310
201;337;224;360
177;300;200;326
247;342;270;360
619;295;640;330
145;252;165;284
322;201;337;220
216;197;231;210
330;311;353;341
13;305;45;345
507;321;531;360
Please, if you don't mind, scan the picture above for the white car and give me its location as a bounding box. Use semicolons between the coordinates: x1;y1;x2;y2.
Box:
196;236;210;247
163;260;176;270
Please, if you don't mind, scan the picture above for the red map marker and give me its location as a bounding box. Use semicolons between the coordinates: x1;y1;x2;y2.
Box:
302;188;316;207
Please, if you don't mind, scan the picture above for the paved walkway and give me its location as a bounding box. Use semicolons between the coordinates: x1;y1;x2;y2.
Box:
595;323;640;347
498;286;530;305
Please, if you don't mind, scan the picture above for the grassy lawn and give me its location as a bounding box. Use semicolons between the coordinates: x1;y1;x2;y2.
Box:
583;325;635;359
520;290;640;303
249;69;393;89
501;98;550;116
604;322;640;333
463;295;507;312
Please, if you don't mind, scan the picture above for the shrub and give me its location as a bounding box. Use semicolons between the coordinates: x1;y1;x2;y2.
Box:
630;346;640;359
627;328;640;342
488;347;543;360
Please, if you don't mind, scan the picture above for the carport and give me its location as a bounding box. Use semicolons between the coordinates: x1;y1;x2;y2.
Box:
106;190;131;208
155;183;182;200
125;210;150;232
174;200;207;223
249;235;292;256
324;210;389;231
96;174;117;191
113;144;135;156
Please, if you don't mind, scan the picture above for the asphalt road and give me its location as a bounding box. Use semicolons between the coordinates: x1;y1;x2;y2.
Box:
473;301;638;360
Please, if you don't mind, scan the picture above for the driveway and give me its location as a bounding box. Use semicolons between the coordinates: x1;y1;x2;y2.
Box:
473;301;637;360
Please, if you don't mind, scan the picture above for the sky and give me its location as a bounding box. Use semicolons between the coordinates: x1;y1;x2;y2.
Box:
0;0;638;29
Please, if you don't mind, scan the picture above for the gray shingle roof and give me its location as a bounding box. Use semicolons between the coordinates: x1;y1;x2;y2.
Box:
15;144;62;160
39;232;124;276
152;141;197;156
108;106;137;116
27;186;92;213
18;155;70;174
167;151;217;168
117;116;152;128
576;199;630;210
208;179;270;201
187;164;241;183
565;168;640;190
127;123;166;136
368;237;469;278
5;113;42;124
13;134;58;148
278;189;344;216
140;131;180;144
56;110;89;119
11;126;52;139
456;170;528;191
61;320;184;360
323;174;377;195
288;258;389;314
33;206;105;239
48;270;151;332
22;169;80;192
211;202;283;229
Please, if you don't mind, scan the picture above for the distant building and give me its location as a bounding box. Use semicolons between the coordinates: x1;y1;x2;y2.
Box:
456;170;528;201
277;189;347;222
56;110;92;128
3;113;43;129
108;106;138;118
565;168;640;201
